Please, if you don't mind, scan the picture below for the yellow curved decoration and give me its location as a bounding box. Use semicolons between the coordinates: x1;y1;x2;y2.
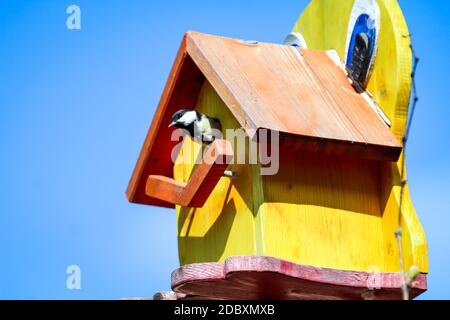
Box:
293;0;428;273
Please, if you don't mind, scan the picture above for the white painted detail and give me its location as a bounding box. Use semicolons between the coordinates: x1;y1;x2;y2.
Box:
284;32;308;49
326;50;348;74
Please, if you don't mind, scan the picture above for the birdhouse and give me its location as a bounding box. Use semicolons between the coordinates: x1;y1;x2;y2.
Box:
127;0;428;300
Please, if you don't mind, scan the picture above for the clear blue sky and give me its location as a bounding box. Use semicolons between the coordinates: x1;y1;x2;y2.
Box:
0;0;449;300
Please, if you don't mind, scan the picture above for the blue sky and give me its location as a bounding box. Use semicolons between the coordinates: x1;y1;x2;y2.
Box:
0;0;448;300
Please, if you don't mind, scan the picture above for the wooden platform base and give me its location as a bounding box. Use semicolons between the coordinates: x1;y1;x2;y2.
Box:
156;256;427;300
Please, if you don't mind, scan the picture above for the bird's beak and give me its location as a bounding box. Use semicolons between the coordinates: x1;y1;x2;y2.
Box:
168;121;176;128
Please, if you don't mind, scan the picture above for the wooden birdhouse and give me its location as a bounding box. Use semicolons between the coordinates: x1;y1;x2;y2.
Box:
127;0;428;300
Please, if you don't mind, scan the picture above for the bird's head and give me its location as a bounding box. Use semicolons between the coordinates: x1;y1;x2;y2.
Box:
168;109;198;129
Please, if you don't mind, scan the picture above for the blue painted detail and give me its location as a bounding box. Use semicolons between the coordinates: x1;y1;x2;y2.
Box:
346;14;377;69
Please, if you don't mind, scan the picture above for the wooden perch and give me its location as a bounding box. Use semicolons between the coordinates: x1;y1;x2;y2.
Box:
145;139;234;208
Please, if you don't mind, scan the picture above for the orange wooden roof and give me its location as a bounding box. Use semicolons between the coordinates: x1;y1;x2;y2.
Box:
127;31;402;207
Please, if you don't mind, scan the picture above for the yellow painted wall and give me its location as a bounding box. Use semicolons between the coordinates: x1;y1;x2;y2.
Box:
173;81;422;274
259;152;387;272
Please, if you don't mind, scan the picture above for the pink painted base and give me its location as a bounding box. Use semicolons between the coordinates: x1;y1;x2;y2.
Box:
160;256;427;300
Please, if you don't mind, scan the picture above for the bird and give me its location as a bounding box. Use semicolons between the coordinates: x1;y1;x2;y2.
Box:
168;109;222;144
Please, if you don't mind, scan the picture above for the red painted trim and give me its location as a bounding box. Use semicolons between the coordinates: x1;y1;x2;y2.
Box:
126;34;205;207
171;256;427;300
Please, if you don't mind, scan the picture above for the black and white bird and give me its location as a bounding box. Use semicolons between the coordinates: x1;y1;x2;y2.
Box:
169;109;222;144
